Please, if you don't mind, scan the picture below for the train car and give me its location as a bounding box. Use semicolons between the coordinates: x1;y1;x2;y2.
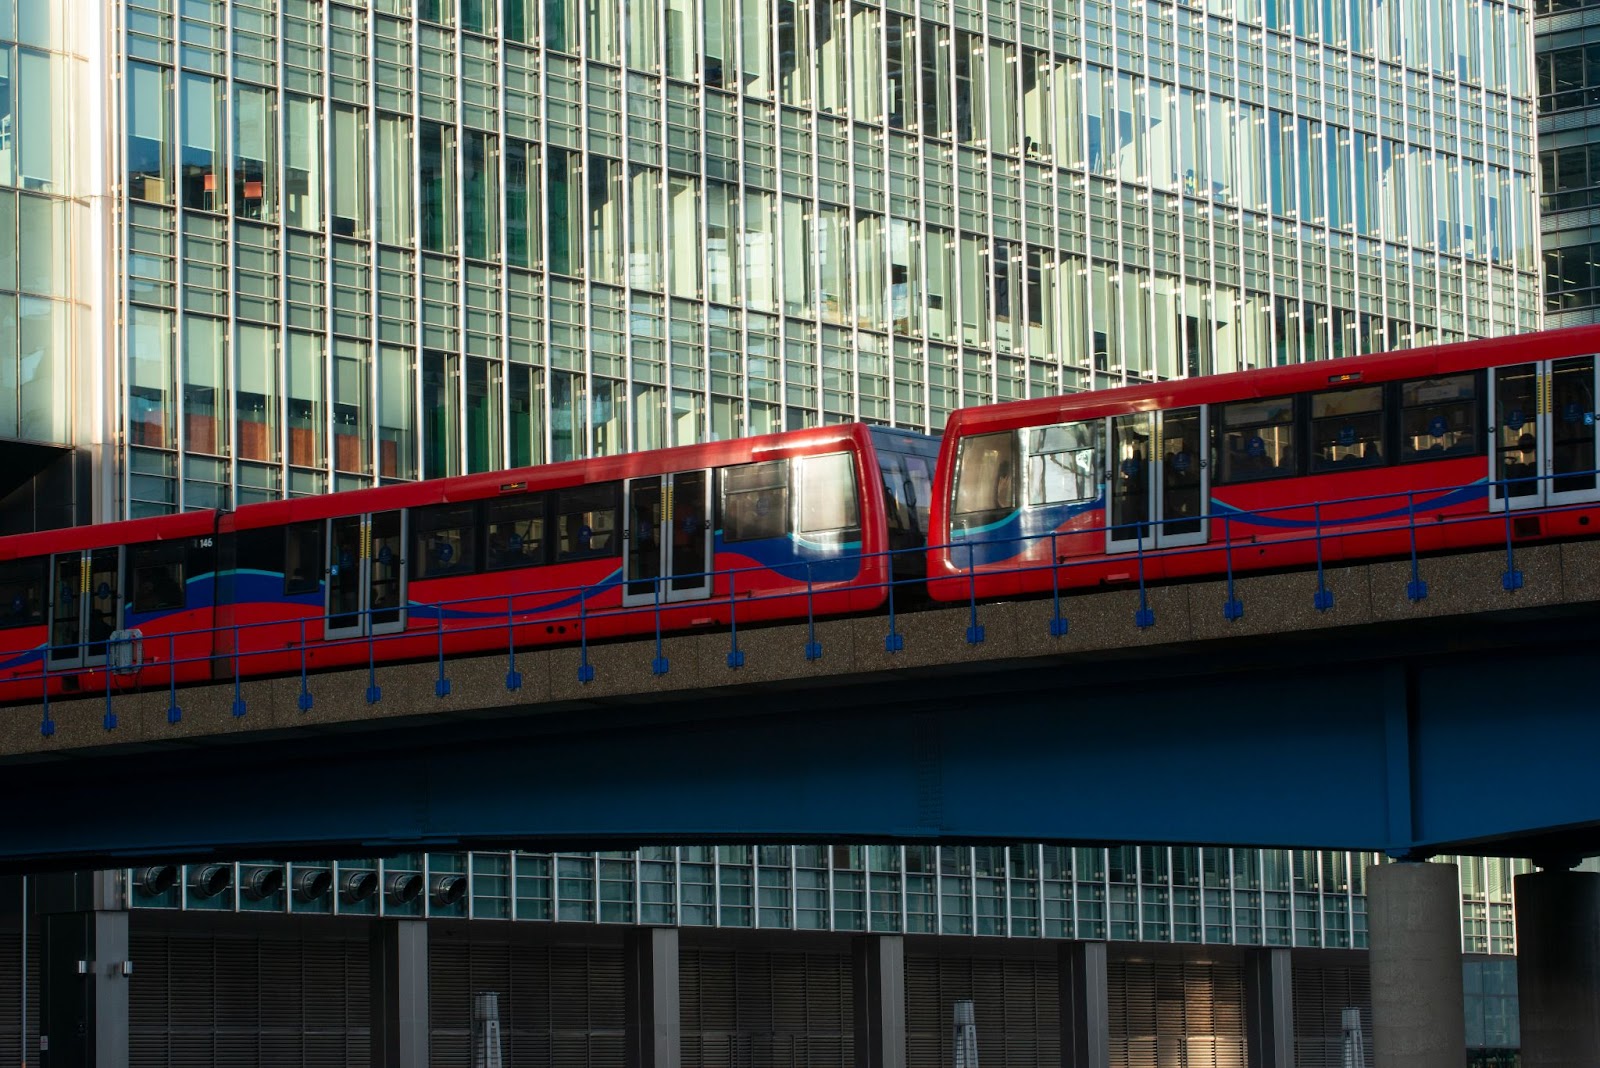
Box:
929;324;1600;601
0;424;937;703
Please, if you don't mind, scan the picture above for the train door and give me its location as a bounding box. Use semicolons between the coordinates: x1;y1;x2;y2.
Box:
323;510;407;639
46;548;121;670
1106;407;1209;553
1490;357;1600;511
622;471;713;607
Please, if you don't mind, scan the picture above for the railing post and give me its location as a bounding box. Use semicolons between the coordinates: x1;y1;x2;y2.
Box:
232;622;247;717
39;660;53;737
1049;531;1069;637
366;609;381;704
965;542;985;645
1406;489;1428;601
1222;514;1243;621
103;636;116;732
1313;502;1334;611
727;572;745;669
434;611;451;698
885;551;904;652
505;595;523;691
576;590;595;683
1133;524;1155;629
804;563;822;660
166;633;181;724
1502;488;1525;592
297;617;313;711
652;575;669;675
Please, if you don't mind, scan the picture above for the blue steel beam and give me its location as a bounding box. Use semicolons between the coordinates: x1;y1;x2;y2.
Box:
0;624;1597;868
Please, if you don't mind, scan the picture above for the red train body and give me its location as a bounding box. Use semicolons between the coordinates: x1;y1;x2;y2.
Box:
929;324;1600;600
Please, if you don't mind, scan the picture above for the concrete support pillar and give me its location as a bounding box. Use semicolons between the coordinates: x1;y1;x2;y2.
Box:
36;872;128;1068
1366;861;1464;1068
1514;869;1600;1067
370;920;429;1068
1059;942;1109;1068
852;935;905;1068
1243;948;1293;1068
624;927;680;1068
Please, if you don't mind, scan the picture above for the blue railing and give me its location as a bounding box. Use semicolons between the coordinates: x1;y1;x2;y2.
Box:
8;469;1592;737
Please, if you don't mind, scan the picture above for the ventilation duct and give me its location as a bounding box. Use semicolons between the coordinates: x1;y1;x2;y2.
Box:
188;864;232;900
133;865;178;896
240;865;284;902
340;870;378;905
430;874;467;907
292;867;333;903
384;872;423;906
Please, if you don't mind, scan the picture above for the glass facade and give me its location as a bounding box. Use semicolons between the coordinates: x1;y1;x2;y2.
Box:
1534;0;1600;324
18;0;1529;516
129;846;1525;957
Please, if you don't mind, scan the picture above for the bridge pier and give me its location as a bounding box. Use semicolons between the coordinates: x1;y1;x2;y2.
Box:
1059;941;1109;1068
853;935;905;1068
1244;947;1294;1068
1366;861;1464;1068
371;920;429;1068
36;872;128;1068
625;927;681;1068
1514;868;1600;1067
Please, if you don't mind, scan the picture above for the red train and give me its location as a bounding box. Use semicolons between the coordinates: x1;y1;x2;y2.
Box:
929;323;1600;600
0;425;937;702
3;323;1599;705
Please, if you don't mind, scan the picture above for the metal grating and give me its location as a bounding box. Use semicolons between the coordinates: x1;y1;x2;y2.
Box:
1292;961;1374;1068
128;930;371;1068
1107;958;1246;1068
906;954;1061;1068
681;948;853;1068
429;938;626;1068
0;926;42;1063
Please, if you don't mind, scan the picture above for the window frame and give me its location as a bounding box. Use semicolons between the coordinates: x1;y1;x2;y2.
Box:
1396;371;1486;464
1306;384;1389;473
720;459;793;544
410;502;481;580
0;556;48;630
483;493;551;571
1211;396;1299;485
951;430;1021;528
555;482;621;559
129;541;188;614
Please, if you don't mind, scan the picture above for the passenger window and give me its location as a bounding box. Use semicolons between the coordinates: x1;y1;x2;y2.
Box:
0;557;47;629
722;460;791;542
1309;386;1386;472
284;522;323;595
411;504;479;579
556;484;619;558
485;495;548;570
952;432;1019;525
1400;374;1481;462
130;542;186;613
1215;397;1296;483
798;453;860;534
1026;422;1100;505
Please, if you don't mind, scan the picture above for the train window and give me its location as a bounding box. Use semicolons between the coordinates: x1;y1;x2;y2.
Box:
1026;422;1099;506
411;504;480;579
1400;374;1481;462
284;522;323;595
1215;397;1296;483
129;542;186;613
0;557;46;629
484;495;548;570
1309;386;1386;472
556;483;619;557
799;453;860;533
952;432;1019;524
722;460;790;542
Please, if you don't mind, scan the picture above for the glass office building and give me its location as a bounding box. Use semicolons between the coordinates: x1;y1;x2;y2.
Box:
0;0;1544;521
1533;0;1600;324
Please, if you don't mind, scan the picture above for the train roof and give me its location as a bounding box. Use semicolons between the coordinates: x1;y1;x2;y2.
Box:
943;324;1600;436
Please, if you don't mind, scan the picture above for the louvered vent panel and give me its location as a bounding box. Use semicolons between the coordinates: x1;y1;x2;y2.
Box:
1109;958;1245;1068
0;929;43;1068
128;929;369;1068
431;938;624;1068
681;947;851;1068
1292;961;1373;1068
906;955;1059;1068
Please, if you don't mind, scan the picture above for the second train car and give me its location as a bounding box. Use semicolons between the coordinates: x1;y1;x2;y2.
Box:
929;323;1600;600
